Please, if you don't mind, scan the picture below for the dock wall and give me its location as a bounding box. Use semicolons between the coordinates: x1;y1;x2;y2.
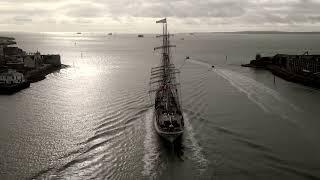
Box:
243;54;320;88
42;55;61;66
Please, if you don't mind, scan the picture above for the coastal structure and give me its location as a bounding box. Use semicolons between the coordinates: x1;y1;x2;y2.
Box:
242;52;320;87
272;53;320;74
0;69;25;84
24;51;42;69
0;37;17;65
150;18;184;142
0;36;63;94
0;69;30;94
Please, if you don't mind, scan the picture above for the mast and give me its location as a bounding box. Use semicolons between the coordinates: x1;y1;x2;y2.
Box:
154;18;176;86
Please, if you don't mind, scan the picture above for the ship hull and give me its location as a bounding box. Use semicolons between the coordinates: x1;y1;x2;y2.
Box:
153;111;183;143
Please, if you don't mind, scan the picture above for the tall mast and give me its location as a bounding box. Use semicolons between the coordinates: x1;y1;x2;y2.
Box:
154;18;177;86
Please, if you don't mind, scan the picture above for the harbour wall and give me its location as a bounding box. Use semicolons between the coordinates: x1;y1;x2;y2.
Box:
242;54;320;87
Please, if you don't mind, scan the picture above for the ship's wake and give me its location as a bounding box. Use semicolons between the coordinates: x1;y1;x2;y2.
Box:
142;108;160;177
183;113;209;173
215;68;302;123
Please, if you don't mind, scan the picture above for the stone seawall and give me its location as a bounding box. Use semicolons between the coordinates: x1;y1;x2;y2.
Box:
42;55;61;66
25;64;67;83
242;54;320;88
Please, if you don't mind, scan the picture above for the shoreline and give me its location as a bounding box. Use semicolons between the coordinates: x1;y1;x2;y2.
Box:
0;64;69;95
242;62;320;88
25;64;69;83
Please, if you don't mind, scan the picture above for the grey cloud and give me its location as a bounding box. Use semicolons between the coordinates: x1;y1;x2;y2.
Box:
104;0;248;18
1;0;320;31
14;16;33;22
74;18;94;24
63;3;106;18
0;8;48;16
309;16;320;23
236;0;320;25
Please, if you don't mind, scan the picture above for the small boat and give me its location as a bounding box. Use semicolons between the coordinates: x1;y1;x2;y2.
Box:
108;33;112;35
150;18;184;143
76;32;82;35
138;34;144;38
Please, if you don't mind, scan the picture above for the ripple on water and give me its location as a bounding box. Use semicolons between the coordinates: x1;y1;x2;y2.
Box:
215;68;303;124
32;85;149;180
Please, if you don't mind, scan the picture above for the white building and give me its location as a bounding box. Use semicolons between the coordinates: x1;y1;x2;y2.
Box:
0;69;25;85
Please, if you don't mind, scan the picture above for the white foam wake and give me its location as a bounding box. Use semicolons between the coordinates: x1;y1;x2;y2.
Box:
142;108;159;177
187;59;212;69
184;113;209;173
215;68;303;121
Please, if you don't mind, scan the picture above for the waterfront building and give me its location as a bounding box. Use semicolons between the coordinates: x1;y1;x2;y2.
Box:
0;69;25;85
0;37;17;56
0;37;16;64
24;56;35;68
273;54;320;74
24;51;43;69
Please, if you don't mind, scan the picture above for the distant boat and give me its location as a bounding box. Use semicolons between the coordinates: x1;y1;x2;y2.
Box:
138;34;144;38
108;33;112;35
180;38;184;40
189;33;194;35
76;32;82;35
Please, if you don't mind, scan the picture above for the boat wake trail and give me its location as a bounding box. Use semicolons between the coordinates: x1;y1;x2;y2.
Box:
187;59;212;69
183;113;209;173
215;68;302;122
142;108;160;177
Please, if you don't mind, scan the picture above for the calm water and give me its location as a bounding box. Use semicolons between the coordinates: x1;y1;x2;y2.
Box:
1;32;320;180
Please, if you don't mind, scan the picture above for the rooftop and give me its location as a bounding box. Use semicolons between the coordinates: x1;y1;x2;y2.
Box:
0;37;16;46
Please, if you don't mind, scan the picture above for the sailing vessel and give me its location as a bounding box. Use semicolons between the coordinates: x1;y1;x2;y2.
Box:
150;18;184;142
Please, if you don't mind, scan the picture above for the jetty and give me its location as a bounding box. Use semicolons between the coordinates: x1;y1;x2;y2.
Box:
242;52;320;87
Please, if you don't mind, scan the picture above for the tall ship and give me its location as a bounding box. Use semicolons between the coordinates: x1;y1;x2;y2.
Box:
150;18;184;142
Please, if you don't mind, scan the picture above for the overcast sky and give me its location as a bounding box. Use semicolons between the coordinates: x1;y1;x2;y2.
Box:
1;0;320;32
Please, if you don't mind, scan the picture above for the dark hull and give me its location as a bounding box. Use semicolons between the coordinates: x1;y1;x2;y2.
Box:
0;81;30;95
153;108;184;143
154;114;183;142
